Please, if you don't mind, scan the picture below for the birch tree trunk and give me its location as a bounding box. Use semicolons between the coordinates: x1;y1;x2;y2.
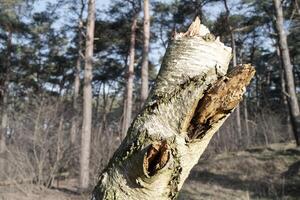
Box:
122;13;138;137
141;0;150;105
92;18;255;200
80;0;95;189
274;0;300;145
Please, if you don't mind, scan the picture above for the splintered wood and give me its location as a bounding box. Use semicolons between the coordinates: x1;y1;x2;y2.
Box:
184;17;201;37
188;64;255;140
174;16;211;39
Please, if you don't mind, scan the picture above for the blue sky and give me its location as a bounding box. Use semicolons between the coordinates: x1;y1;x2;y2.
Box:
99;0;110;7
36;0;110;10
32;0;236;67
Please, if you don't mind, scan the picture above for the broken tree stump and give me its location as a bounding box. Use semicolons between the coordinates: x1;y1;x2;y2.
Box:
92;17;255;200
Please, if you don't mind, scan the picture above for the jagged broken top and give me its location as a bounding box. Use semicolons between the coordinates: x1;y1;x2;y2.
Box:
185;17;210;37
174;17;224;43
174;16;231;54
173;17;209;38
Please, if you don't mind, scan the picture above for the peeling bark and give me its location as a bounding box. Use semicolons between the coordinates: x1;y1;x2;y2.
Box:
92;18;255;200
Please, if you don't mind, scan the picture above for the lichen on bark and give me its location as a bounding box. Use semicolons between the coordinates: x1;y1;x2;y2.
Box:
92;17;255;200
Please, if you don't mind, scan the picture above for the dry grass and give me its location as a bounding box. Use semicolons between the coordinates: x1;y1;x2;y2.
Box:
180;142;300;200
1;142;299;200
0;96;297;200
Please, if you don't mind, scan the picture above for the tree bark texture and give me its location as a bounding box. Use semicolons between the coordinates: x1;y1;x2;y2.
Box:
92;18;255;200
274;0;300;145
80;0;95;189
141;0;150;105
122;13;138;137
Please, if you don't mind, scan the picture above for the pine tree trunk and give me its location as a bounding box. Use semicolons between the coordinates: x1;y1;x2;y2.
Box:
274;0;300;145
92;18;255;200
243;98;250;147
223;0;242;141
0;90;7;154
0;28;12;180
294;0;300;15
122;13;138;137
276;46;289;106
80;0;95;189
0;92;7;153
0;94;7;177
141;0;150;105
71;9;84;145
0;29;12;154
230;32;242;139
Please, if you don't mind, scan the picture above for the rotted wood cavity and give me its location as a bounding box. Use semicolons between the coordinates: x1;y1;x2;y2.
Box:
143;140;169;176
188;64;255;140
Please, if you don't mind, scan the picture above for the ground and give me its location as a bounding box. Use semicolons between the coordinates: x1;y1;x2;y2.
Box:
1;142;299;200
179;142;300;200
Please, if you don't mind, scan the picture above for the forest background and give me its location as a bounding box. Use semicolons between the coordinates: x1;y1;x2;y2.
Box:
0;0;300;199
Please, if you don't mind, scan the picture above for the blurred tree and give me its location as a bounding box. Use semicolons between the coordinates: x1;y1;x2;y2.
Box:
223;0;242;139
0;0;33;153
141;0;151;105
274;0;300;145
122;0;140;136
80;0;95;190
70;0;86;145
